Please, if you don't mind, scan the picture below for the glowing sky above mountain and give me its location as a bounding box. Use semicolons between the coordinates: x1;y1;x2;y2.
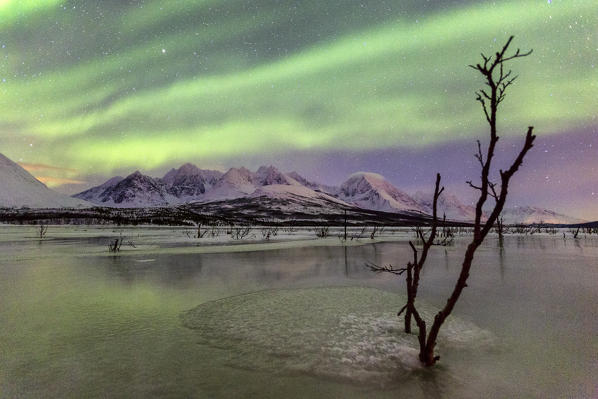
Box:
0;0;596;217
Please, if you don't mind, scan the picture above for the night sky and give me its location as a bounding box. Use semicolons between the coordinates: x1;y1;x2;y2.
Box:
0;0;596;218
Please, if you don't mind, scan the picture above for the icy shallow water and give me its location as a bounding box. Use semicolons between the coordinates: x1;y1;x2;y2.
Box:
0;226;597;398
181;287;495;385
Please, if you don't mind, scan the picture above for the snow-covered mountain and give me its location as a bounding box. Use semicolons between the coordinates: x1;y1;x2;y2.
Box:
413;191;478;222
201;165;306;201
162;163;222;199
500;206;586;225
202;167;260;201
287;171;337;194
337;172;426;214
74;171;174;207
254;165;299;186
252;184;350;208
69;162;584;224
0;153;91;209
74;165;320;207
74;176;124;203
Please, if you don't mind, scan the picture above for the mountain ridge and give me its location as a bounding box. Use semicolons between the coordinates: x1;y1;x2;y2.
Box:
69;162;583;224
0;153;582;225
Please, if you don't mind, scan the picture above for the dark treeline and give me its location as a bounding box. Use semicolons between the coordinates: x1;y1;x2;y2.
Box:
0;203;472;228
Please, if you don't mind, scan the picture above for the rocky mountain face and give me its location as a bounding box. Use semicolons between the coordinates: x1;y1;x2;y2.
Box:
75;171;174;207
162;163;222;199
0;153;91;209
70;162;585;224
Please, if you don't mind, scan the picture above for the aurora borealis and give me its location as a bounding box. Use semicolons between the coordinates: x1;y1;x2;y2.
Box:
0;0;596;217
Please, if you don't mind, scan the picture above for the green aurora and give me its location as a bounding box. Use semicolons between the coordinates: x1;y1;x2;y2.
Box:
0;0;596;181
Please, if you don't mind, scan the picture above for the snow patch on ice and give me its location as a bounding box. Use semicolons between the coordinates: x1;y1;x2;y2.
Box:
181;287;495;385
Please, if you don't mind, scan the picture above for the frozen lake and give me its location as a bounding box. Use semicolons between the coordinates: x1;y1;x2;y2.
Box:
0;226;596;398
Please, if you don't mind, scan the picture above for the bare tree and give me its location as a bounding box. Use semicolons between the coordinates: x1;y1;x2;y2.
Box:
196;223;208;239
433;214;454;246
315;226;329;238
231;226;251;240
367;174;444;333
368;36;535;366
344;209;348;241
495;216;505;246
417;36;535;366
38;224;48;239
108;236;123;252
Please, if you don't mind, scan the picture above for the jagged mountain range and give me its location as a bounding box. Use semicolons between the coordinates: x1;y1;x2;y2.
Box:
72;162;584;224
0;152;585;224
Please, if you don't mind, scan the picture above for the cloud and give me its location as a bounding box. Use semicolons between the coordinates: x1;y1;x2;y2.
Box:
35;176;87;187
18;162;77;173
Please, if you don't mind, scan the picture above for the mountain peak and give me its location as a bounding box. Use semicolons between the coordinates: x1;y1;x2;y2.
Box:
128;170;143;178
339;171;425;213
176;162;199;175
0;153;90;208
255;165;295;186
66;161;584;224
348;171;386;181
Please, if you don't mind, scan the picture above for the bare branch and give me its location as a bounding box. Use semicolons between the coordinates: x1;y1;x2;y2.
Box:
364;261;407;276
466;180;482;191
409;241;418;265
502;48;533;63
397;304;408;317
474;140;484;167
488;181;499;202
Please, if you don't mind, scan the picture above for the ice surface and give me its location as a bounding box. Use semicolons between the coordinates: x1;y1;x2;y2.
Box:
181;287;495;385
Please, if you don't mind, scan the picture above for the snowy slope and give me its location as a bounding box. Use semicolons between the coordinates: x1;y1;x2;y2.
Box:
252;184;350;207
255;165;300;186
500;206;586;225
337;172;426;213
74;171;175;207
413;191;478;222
74;176;124;202
201;167;258;201
0;153;91;209
202;165;301;201
287;171;338;195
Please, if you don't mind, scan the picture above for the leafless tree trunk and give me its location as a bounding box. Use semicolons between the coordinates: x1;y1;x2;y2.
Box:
418;36;535;366
344;210;347;241
496;216;504;247
367;36;535;367
367;174;444;334
39;224;48;239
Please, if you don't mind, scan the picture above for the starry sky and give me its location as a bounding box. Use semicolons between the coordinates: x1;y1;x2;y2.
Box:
0;0;596;218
